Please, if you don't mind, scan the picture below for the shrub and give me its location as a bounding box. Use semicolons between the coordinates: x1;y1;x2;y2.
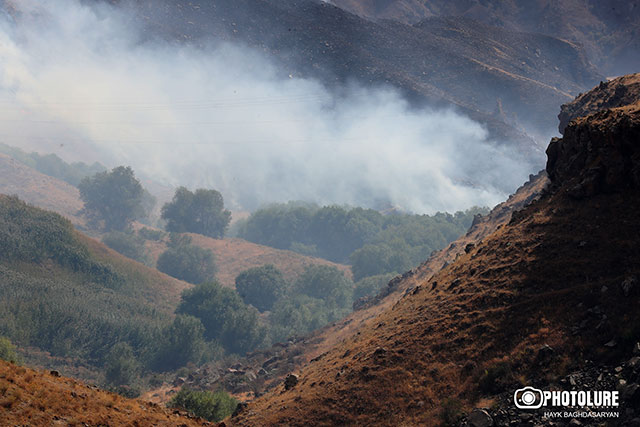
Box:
269;295;332;343
0;337;20;364
235;265;287;312
177;283;265;355
292;265;353;309
156;244;216;284
154;315;207;371
169;388;237;422
161;187;231;238
105;342;139;386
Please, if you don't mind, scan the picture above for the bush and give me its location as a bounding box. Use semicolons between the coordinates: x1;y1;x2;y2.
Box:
353;273;396;301
154;315;207;371
78;166;146;231
161;187;231;238
157;244;216;284
102;231;148;264
269;295;334;343
235;265;287;312
0;337;20;364
177;283;265;355
105;342;139;386
169;388;238;422
292;265;353;309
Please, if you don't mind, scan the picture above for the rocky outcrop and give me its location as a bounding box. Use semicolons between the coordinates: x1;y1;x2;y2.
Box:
547;102;640;197
558;73;640;134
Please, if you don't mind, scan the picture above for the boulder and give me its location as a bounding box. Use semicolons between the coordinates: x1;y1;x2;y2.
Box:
284;374;299;390
468;408;493;427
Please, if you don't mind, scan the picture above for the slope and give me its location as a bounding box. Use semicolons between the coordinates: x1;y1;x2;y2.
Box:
0;153;85;228
0;360;207;426
330;0;640;76
113;0;600;143
144;233;352;288
230;78;640;425
0;195;192;380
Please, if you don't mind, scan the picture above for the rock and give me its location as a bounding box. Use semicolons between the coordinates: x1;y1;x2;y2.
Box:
232;402;248;417
600;285;608;293
174;377;186;386
536;344;554;360
634;342;640;355
468;408;493;427
284;374;298;390
568;419;583;426
628;357;640;370
604;339;617;348
464;243;475;254
622;276;637;297
50;370;60;377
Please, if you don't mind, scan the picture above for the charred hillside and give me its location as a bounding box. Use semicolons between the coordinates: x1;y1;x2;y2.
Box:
107;0;601;145
330;0;640;76
231;77;640;426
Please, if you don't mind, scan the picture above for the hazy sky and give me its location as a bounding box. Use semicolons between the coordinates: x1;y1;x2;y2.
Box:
0;0;542;213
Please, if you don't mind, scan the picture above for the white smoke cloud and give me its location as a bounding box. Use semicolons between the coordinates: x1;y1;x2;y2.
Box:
0;0;541;213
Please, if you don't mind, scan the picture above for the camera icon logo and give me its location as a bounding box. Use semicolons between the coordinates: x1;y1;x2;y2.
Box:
514;386;544;409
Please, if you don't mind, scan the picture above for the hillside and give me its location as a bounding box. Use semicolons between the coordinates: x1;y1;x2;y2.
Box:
145;233;351;288
0;360;206;426
330;0;640;76
0;195;192;381
115;0;600;144
0;153;86;228
230;77;640;425
149;163;548;407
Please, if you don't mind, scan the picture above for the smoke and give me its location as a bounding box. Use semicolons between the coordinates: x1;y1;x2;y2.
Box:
0;0;541;213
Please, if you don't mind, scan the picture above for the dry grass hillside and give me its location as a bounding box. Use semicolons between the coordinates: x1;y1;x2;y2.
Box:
0;360;207;426
0;153;85;227
145;233;352;288
230;77;640;426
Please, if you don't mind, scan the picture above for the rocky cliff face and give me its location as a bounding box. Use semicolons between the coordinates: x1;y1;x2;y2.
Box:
558;73;640;133
549;75;640;198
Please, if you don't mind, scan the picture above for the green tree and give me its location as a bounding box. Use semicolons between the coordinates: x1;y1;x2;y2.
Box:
105;342;139;386
161;187;231;238
177;282;264;355
154;315;207;371
0;336;20;364
235;265;287;312
269;295;330;343
78;166;145;231
169;388;238;422
292;265;353;309
156;244;216;284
